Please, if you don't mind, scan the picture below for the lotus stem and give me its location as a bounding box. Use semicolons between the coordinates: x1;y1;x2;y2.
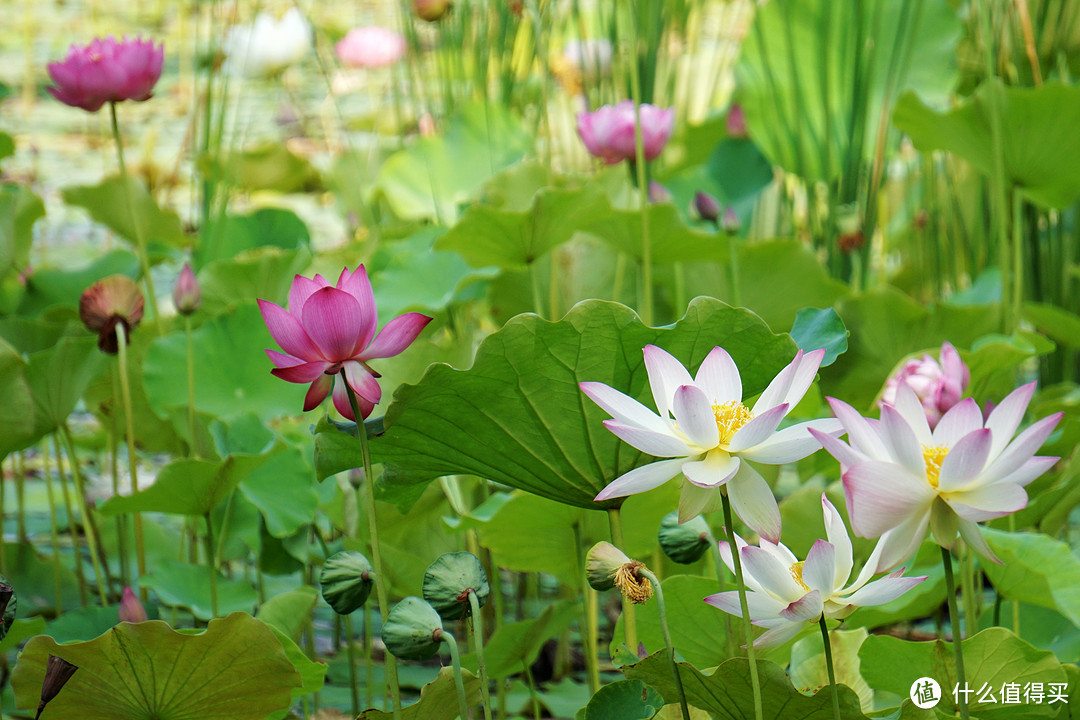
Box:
109;368;129;588
523;661;541;720
185;316;198;458
203;512;218;618
440;630;471;720
639;568;691;720
344;381;403;720
624;8;652;327
59;426;109;605
108;101;160;324
15;452;25;542
115;323;148;602
942;546;970;720
51;440;86;606
819;615;841;720
468;590;493;720
40;440;64;613
343;612;360;718
721;490;764;720
607;507;638;654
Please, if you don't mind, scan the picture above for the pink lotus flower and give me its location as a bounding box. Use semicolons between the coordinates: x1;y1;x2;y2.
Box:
118;586;148;623
335;27;406;69
47;37;163;113
577;101;674;165
813;382;1061;571
880;341;969;428
259;266;432;421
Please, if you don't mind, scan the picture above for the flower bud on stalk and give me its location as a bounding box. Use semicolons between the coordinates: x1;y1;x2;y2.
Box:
657;511;712;564
119;586;148;623
692;191;721;225
648;181;672;205
172;263;201;316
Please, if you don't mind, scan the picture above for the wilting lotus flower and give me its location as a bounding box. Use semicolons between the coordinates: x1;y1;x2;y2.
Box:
36;655;78;720
47;36;163;113
223;9;311;77
118;586;148;623
577;101;674;165
79;275;145;354
172;263;200;316
705;495;926;647
335;27;406;69
813;382;1061;571
259;266;432;421
880;342;969;428
581;346;841;541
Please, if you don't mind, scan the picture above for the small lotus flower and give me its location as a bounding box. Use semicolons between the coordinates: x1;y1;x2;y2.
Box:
47;36;163;113
648;181;672;205
259;266;432;421
223;9;311;77
581;345;841;541
726;103;747;138
562;38;613;79
577;101;674;165
721;207;740;234
335;27;406;69
118;586;148;623
414;0;452;22
585;542;653;604
812;382;1062;571
79;275;145;354
692;191;721;224
705;495;927;647
36;655;78;720
172;263;200;316
880;342;969;429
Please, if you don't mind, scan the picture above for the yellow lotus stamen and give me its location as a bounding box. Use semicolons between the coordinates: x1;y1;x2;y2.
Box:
789;561;810;592
613;561;654;605
713;401;754;446
922;445;950;489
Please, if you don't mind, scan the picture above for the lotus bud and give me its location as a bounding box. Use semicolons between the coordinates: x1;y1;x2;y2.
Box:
414;0;451;22
382;597;445;661
692;191;721;224
422;551;489;621
648;181;672;205
726;103;747;138
172;263;201;316
0;579;15;642
79;275;145;354
118;586;147;623
36;655;78;720
657;511;712;564
320;551;374;615
721;206;740;234
585;542;653;604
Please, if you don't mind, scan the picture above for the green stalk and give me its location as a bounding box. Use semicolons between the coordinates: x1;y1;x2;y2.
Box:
115;323;148;602
344;382;403;720
108;102;160;325
203;512;219;618
343;613;360;718
0;455;5;576
574;521;600;694
40;441;64;613
59;427;109;605
942;546;970;720
640;568;691;720
109;368;129;589
607;507;637;654
819;616;842;720
960;543;978;639
523;660;541;720
185;316;198;458
468;590;493;720
15;453;24;542
440;631;472;720
721;491;763;720
52;440;86;606
365;603;375;708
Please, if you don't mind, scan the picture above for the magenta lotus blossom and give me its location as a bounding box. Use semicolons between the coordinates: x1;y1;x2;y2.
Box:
335;26;406;69
576;101;674;165
880;341;969;429
259;266;432;421
47;36;164;113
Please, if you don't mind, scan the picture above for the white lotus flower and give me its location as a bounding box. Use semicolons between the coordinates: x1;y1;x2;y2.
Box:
223;9;312;78
704;495;927;648
580;345;841;541
811;382;1061;572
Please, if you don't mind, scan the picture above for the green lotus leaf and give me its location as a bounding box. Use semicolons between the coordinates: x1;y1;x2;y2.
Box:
11;613;301;720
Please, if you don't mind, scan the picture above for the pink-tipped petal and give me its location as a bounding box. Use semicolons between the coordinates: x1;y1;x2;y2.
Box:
753;621;807;649
594;457;686;501
643;345;694;421
980;413;1063;485
843;461;935;538
303;374;334;412
265;349;305;369
302;287;366;361
873;510;932;573
602;420;691;457
937;428;993;490
741;545;806;602
891;382;933;446
810;428;868;469
880;404;926;476
739;418;842;465
337;266;379;351
984;382;1036;460
828;396;890;460
728;463;782;543
332;375;374;420
361;312;433;360
344;361;382;405
259;298;323;361
728;403;789;452
821;495;854;588
779;590;823;622
947;483;1028;522
288;274;325;314
802;540;836;596
704;590;786;620
580;381;672;435
842;574;927;607
681;451;739;488
752;351;800;414
271;361;332;384
958;519;1002;565
931;398;984;447
990;455;1059;488
672;384;721;449
694;346;742;405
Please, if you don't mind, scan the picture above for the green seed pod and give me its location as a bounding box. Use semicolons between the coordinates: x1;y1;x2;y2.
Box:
585;541;631;592
0;577;15;643
320;551;373;615
422;551;489;621
382;597;444;661
657;511;712;564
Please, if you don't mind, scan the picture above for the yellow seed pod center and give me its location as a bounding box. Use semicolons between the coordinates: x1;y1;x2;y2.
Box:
922;445;950;489
713;401;754;446
789;561;810;592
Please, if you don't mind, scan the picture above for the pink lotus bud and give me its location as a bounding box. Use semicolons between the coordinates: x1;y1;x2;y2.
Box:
726;103;747;138
118;586;148;623
576;101;674;165
692;191;721;223
172;263;201;316
335;26;406;69
721;206;740;234
47;36;164;113
647;181;672;205
415;0;452;22
880;342;970;428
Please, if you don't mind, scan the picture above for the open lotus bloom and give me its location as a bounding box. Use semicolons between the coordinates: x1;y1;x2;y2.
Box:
48;36;163;112
705;495;927;648
576;101;674;165
259;266;432;421
880;341;969;429
223;8;311;77
812;382;1062;572
335;26;406;69
581;345;841;541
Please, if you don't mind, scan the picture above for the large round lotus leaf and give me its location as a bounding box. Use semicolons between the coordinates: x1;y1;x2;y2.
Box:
382;597;444;661
11;612;300;720
422;551;489;621
320;551;373;615
657;511;711;565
